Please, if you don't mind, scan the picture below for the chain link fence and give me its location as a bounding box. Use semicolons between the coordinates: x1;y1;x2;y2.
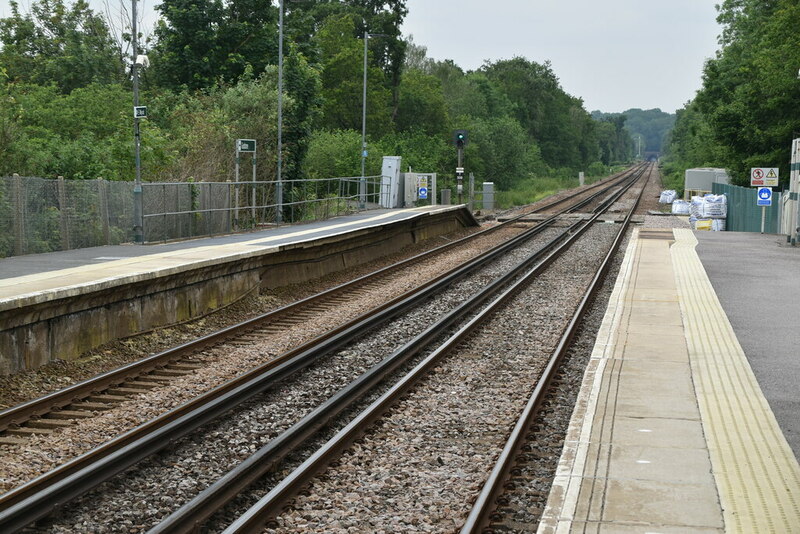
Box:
1;175;387;257
0;176;134;258
142;176;386;243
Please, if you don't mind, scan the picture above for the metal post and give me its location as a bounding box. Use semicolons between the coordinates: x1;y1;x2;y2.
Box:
234;148;240;229
761;205;766;234
276;0;284;223
252;153;257;222
469;172;475;212
456;148;463;204
132;0;143;243
359;30;369;209
98;178;110;245
13;174;24;256
57;175;70;250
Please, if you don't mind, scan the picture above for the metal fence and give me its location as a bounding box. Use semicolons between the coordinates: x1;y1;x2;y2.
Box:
712;183;782;233
0;175;388;257
142;176;386;242
0;176;134;258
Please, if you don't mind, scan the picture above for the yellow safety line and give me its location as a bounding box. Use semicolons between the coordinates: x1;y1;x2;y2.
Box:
672;229;800;533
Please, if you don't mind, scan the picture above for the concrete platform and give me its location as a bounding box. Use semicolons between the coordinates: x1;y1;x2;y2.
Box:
539;228;800;533
0;205;478;374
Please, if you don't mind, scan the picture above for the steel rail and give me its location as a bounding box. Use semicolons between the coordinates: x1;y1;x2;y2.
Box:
0;164;637;435
217;166;648;533
459;163;652;533
0;183;594;531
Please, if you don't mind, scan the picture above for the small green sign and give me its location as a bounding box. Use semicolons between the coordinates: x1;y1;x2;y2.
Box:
237;139;256;152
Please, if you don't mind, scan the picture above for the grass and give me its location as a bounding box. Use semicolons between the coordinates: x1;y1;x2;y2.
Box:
494;166;627;210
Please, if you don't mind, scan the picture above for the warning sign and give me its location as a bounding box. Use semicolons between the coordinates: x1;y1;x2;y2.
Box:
751;167;779;187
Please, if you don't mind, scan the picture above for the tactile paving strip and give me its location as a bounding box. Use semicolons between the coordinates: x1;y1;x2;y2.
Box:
672;229;800;533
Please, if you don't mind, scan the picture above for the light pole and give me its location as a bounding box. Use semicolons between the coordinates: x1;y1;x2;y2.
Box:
276;0;285;223
360;31;387;208
131;0;143;243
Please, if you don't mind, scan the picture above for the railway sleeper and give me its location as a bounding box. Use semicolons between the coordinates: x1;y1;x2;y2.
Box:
87;394;128;404
149;369;191;377
5;427;54;436
165;363;202;371
25;419;73;430
107;387;147;396
123;380;160;390
136;376;172;384
68;401;112;411
46;410;94;420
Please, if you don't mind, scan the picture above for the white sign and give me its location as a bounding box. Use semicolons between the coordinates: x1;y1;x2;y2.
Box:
133;106;147;119
751;167;779;187
757;187;772;206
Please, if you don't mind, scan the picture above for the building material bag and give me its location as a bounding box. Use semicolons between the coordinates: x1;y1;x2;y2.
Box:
711;219;726;231
690;196;704;219
701;194;727;218
671;200;690;215
659;190;677;203
694;219;713;231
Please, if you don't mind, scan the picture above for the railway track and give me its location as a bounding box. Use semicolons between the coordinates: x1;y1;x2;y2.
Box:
462;162;654;533
211;164;650;534
0;164;640;444
0;163;649;532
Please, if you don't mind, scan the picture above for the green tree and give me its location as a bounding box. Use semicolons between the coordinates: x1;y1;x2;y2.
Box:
152;0;278;91
0;0;124;92
664;0;800;186
394;70;448;135
481;57;598;169
314;14;391;135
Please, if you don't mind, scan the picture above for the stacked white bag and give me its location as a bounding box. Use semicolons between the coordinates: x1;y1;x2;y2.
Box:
671;200;690;215
691;193;727;231
659;190;678;203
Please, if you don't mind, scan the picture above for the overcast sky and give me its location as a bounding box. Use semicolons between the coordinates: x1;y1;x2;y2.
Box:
0;0;723;113
403;0;722;113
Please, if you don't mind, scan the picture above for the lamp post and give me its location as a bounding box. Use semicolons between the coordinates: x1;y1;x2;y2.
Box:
131;0;143;243
360;31;387;208
276;0;285;223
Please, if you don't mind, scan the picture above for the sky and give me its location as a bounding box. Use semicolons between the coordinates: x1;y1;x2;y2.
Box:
0;0;723;114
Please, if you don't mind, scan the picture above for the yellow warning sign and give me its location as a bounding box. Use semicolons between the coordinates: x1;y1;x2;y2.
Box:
767;169;777;178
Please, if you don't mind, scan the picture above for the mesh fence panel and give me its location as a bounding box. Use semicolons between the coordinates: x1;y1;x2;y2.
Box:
0;176;133;258
0;176;388;256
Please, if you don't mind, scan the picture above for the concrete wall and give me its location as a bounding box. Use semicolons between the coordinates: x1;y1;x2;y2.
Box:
0;208;477;375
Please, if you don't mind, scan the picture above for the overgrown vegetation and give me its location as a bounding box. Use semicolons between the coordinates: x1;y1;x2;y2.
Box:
662;0;800;189
1;0;636;199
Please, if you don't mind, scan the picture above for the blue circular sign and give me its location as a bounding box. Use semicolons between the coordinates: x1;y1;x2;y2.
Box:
758;187;771;200
418;187;428;199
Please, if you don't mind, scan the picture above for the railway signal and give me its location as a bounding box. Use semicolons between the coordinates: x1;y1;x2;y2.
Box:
453;130;468;204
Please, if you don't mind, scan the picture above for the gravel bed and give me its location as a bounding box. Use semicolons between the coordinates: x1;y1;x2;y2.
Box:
643;214;691;229
24;223;569;532
490;231;631;531
0;224;520;495
259;222;622;533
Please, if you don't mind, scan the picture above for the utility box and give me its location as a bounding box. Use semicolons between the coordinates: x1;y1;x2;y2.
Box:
441;189;451;205
685;168;730;197
380;156;402;208
483;182;495;210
